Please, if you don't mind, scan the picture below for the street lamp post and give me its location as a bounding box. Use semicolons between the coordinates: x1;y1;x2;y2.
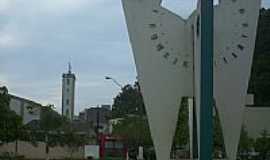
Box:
105;76;123;89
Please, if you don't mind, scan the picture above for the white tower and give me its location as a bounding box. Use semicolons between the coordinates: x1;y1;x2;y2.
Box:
62;63;76;120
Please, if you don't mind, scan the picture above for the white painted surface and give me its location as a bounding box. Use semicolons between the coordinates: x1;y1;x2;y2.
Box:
213;1;261;159
84;145;100;159
122;1;194;160
122;0;261;160
138;146;144;160
62;71;76;120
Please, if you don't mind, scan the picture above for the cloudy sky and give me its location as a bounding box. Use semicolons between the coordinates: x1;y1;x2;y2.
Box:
0;0;269;114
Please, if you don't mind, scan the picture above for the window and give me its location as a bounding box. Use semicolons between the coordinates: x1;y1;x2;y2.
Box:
196;15;200;37
66;99;70;105
105;141;114;149
115;142;123;149
67;79;70;85
151;34;158;40
237;44;244;51
149;24;157;28
156;43;164;51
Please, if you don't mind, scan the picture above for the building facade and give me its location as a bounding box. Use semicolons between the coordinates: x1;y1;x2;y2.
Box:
79;105;111;134
62;64;76;120
8;94;42;125
1;86;42;124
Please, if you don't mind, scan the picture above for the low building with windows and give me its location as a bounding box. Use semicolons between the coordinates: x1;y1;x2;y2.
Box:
9;94;42;124
0;86;42;125
78;105;111;134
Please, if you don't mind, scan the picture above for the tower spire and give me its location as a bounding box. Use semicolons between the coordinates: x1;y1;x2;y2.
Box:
68;62;72;74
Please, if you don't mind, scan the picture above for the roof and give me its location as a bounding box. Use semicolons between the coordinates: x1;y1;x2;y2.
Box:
24;119;41;129
9;94;42;106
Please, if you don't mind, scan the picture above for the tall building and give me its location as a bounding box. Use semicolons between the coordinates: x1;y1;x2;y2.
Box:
62;63;76;120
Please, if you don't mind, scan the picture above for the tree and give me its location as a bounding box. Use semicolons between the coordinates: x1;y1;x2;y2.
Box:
249;8;270;105
112;115;153;160
254;130;270;160
113;116;152;147
40;104;65;132
172;98;189;149
62;124;88;159
0;86;12;142
39;104;67;159
112;82;145;118
111;81;155;160
238;126;254;159
0;86;25;155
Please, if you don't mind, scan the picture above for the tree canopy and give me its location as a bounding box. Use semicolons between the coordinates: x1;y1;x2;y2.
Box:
112;82;145;118
249;8;270;105
0;86;24;144
112;82;153;159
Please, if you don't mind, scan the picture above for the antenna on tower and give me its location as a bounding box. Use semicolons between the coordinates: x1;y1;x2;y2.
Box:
68;62;72;74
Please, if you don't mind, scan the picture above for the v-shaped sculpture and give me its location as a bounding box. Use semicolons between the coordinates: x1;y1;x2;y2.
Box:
121;0;261;160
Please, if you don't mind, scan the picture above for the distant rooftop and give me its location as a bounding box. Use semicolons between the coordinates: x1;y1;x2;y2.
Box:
9;94;42;107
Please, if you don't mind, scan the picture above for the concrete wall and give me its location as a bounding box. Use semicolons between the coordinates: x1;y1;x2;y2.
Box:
122;0;261;159
0;141;84;159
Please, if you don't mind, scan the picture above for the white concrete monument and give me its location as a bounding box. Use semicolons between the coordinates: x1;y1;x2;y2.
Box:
122;0;261;160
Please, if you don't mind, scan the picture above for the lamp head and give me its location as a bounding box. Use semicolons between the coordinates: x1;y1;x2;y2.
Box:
105;76;111;80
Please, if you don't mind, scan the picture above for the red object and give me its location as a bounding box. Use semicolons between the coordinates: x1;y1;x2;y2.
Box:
99;134;127;160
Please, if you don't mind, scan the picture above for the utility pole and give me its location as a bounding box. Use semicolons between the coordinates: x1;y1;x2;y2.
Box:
96;108;100;144
200;0;214;160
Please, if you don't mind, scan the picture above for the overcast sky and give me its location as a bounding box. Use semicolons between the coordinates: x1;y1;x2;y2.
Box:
0;0;269;114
